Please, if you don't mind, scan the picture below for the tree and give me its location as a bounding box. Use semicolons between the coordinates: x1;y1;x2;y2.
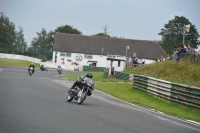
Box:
0;12;16;53
30;28;55;61
158;16;199;54
14;26;27;55
93;33;110;37
55;25;82;35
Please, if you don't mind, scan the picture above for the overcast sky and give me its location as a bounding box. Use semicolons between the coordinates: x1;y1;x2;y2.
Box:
1;0;200;46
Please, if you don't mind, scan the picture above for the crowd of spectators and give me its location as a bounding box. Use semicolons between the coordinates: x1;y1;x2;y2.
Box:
172;42;200;61
126;56;145;67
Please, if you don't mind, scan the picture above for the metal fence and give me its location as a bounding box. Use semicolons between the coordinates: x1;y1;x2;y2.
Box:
133;74;200;109
115;71;133;80
83;66;106;72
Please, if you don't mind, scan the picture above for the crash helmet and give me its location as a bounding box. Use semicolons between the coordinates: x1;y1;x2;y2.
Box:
86;73;93;79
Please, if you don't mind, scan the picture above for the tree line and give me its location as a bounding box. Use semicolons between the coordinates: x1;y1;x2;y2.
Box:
0;13;199;61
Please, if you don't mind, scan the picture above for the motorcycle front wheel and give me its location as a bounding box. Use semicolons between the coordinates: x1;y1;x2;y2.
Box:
67;94;73;102
77;91;87;105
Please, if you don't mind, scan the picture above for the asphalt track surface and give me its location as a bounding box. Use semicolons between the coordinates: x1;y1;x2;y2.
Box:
0;66;200;133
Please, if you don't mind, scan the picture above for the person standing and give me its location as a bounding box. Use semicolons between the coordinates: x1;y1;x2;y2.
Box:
128;56;132;67
194;42;200;55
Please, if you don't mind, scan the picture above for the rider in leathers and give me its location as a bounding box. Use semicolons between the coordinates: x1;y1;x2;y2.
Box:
68;73;94;96
28;63;35;74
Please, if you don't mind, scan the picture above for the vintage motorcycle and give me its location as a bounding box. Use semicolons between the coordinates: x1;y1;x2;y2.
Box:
57;68;62;75
28;67;33;76
67;77;94;105
40;65;48;71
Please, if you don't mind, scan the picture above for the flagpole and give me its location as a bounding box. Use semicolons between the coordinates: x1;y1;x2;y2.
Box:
183;24;185;44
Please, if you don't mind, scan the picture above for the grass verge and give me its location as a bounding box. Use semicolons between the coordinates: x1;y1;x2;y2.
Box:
0;58;40;68
61;72;200;122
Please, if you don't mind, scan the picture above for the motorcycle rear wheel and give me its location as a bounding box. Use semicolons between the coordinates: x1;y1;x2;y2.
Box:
77;91;87;105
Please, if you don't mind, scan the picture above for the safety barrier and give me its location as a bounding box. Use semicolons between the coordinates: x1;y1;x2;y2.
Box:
115;71;133;80
83;66;106;72
0;53;41;63
133;74;200;109
103;71;109;78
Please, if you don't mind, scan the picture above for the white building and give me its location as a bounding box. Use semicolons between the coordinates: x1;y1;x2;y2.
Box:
52;33;167;71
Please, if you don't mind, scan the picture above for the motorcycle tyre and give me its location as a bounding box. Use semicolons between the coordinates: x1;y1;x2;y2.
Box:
77;91;87;105
67;94;73;102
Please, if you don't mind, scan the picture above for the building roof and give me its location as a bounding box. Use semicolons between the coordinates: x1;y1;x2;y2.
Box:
53;32;168;60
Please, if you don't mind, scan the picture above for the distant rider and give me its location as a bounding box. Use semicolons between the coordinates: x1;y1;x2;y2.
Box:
40;65;45;71
28;63;35;74
57;65;62;71
68;73;94;96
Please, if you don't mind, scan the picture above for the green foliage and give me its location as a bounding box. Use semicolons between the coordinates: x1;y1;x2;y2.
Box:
0;13;16;53
14;26;27;55
93;33;110;37
30;28;53;61
55;25;82;35
158;16;200;54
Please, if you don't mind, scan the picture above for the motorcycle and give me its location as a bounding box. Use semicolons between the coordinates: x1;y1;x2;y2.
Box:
67;77;94;105
28;67;33;76
40;66;48;71
57;68;62;75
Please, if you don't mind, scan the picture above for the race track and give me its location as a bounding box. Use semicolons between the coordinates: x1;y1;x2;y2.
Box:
0;66;199;133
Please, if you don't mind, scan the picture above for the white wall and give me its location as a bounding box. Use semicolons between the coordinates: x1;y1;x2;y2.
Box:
0;53;41;63
52;51;108;70
52;51;156;71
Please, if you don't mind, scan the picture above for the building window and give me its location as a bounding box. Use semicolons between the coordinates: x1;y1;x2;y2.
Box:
60;52;71;57
66;52;71;57
60;52;65;56
84;54;93;59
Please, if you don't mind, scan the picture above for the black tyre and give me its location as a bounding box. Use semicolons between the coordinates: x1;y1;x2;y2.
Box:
77;91;87;105
67;94;73;102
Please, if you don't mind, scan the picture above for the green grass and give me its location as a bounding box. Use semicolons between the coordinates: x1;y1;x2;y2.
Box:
124;60;200;87
95;82;200;122
0;58;40;68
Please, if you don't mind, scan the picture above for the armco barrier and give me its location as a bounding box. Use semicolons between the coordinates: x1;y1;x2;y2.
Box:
83;66;106;72
115;71;133;80
103;71;109;78
133;74;200;109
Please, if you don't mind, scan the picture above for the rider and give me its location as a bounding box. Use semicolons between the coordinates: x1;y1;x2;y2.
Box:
68;73;94;96
57;65;62;71
40;64;45;71
28;63;35;74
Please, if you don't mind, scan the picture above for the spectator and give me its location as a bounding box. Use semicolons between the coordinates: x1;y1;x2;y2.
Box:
187;44;193;53
194;42;200;55
132;56;139;66
176;44;187;61
183;44;188;52
127;56;132;67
